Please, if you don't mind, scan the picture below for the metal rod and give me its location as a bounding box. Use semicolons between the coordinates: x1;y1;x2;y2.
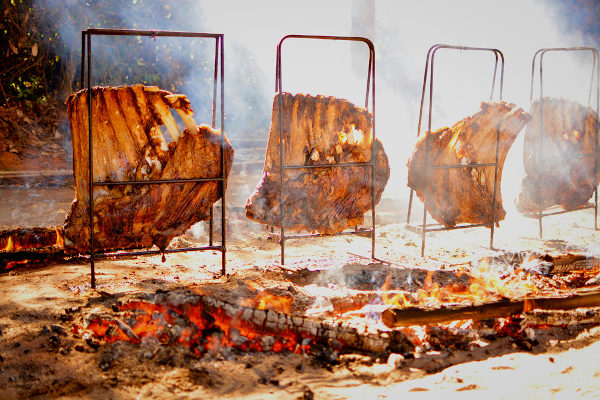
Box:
84;28;222;38
523;204;596;218
275;34;377;264
594;49;599;231
220;35;227;275
490;51;499;100
408;222;493;234
81;28;227;286
93;177;226;186
273;228;373;241
80;32;85;91
277;48;285;265
94;245;225;259
537;50;546;238
370;43;376;259
282;162;374;170
86;32;94;289
210;34;219;248
365;50;372;109
490;120;501;250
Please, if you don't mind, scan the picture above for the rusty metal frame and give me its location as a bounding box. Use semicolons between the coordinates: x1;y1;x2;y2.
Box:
525;47;600;237
81;28;227;288
406;44;505;256
274;34;376;265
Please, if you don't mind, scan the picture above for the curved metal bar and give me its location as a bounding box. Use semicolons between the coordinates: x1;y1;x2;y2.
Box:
528;47;599;236
82;28;227;287
275;34;376;264
406;44;505;256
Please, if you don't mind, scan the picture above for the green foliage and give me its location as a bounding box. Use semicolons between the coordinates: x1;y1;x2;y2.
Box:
0;0;57;105
1;0;211;105
1;0;272;137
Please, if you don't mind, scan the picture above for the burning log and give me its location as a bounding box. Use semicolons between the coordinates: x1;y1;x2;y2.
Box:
407;101;530;227
517;97;599;213
544;254;600;275
245;93;390;234
0;226;64;252
522;308;600;327
0;227;66;271
81;289;414;355
64;85;233;252
381;290;600;328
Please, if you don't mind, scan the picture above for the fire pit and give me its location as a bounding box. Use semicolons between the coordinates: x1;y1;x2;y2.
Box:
1;27;600;400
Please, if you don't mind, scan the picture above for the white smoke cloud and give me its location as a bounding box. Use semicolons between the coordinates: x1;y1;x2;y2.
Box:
34;0;596;227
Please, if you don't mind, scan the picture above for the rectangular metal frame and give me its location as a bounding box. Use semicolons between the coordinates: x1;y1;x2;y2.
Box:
274;34;377;264
81;28;227;288
525;47;599;237
406;44;505;256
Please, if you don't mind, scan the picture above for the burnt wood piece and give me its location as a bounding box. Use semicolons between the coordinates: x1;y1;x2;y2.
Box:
381;290;600;328
245;92;390;234
522;308;600;326
87;289;414;355
0;250;66;272
544;253;600;274
0;226;64;252
407;101;530;228
0;227;66;271
64;85;234;253
517;97;599;213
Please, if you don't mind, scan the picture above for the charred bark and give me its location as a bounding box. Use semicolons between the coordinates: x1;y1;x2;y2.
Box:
87;289;414;355
407;101;530;227
0;226;63;251
517;97;599;213
521;307;600;326
63;85;234;253
245;93;390;234
381;290;600;328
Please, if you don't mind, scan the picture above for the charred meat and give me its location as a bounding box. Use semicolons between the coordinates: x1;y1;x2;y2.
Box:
407;101;530;227
64;85;233;252
245;92;390;234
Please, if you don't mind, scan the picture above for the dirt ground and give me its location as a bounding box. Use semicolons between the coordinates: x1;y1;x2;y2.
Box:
1;177;599;399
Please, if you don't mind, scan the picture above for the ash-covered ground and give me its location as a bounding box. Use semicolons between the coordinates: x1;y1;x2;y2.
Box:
0;176;599;399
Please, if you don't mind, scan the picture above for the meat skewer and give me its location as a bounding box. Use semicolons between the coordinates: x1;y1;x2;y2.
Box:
407;101;530;228
517;97;599;213
64;85;234;253
245;92;390;234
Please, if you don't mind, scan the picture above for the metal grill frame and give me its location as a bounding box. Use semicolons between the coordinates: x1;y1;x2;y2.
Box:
406;44;505;256
524;47;600;237
274;34;377;265
80;28;227;288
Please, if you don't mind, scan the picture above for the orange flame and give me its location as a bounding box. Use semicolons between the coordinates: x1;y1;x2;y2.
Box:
242;290;293;314
2;236;14;252
382;259;541;311
55;228;64;248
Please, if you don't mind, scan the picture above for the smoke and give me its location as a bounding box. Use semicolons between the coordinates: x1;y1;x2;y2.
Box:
32;0;598;230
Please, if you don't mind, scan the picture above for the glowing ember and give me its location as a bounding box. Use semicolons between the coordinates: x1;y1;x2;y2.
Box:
84;298;311;355
75;290;414;356
3;259;30;271
241;283;293;314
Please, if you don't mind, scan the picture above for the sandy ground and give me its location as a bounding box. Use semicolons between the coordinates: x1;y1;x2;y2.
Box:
0;180;600;399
